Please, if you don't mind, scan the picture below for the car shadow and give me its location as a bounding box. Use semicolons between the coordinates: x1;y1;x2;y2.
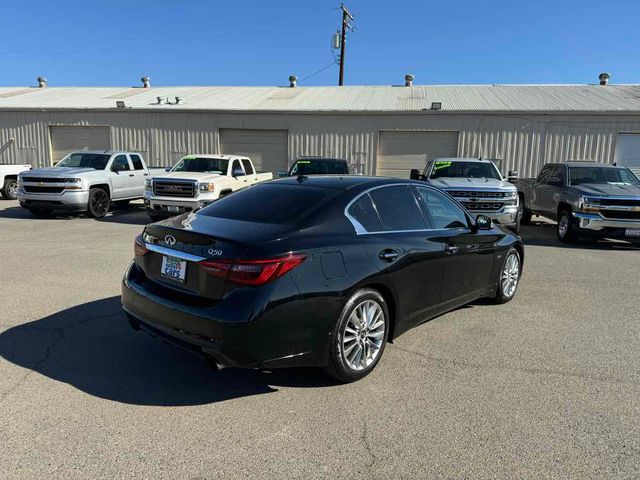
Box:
0;203;150;225
519;220;640;251
0;297;336;406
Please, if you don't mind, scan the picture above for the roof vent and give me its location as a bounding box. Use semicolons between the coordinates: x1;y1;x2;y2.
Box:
599;72;610;86
174;96;183;104
289;75;298;88
156;96;165;105
405;74;415;87
37;76;47;88
141;76;151;88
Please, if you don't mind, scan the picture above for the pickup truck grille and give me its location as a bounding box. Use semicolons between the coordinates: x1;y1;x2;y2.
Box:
461;202;503;211
153;181;196;198
600;198;640;207
446;190;507;198
23;185;64;194
600;210;640;220
21;177;63;183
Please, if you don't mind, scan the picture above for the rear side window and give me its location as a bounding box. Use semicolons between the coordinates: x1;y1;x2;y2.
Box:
347;194;382;232
368;186;426;231
129;154;144;170
241;159;254;175
199;184;339;224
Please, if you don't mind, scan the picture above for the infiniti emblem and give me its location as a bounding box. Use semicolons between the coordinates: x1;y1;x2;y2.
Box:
164;235;176;246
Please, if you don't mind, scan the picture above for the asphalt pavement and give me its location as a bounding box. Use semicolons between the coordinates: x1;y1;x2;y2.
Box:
1;200;639;479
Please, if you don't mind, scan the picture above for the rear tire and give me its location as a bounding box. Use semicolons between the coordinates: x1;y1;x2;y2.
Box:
323;288;389;383
1;178;18;200
28;207;53;217
87;188;110;218
557;209;578;243
493;247;521;304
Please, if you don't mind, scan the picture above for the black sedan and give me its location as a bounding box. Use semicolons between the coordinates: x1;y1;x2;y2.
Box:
122;176;523;382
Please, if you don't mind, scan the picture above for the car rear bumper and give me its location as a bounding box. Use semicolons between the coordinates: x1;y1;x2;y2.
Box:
121;261;331;368
18;189;89;210
573;212;640;238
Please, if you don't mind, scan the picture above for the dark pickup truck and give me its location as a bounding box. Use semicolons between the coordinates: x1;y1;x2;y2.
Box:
279;157;351;177
517;162;640;243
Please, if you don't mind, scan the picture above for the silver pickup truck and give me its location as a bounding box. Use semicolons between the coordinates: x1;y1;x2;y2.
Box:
411;158;520;233
517;161;640;243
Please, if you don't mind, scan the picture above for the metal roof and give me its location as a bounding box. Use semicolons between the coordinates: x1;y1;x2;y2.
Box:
0;84;639;113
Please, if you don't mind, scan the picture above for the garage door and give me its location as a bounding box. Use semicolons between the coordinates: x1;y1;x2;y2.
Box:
50;126;111;164
220;129;288;174
615;134;640;177
377;131;459;178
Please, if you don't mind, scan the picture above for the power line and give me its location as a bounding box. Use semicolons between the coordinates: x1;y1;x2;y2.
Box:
299;61;338;83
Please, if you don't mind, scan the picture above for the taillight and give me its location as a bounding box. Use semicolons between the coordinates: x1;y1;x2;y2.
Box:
200;254;306;286
134;235;150;256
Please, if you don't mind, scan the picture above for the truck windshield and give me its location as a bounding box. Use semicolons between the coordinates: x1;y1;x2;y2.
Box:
568;167;640;186
430;161;501;180
172;157;229;174
289;159;349;175
56;153;110;170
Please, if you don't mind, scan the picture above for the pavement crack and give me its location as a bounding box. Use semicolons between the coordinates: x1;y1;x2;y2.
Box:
360;418;378;477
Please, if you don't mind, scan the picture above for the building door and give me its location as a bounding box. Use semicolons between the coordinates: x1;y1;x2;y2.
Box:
50;126;111;165
220;129;288;175
615;134;640;177
377;131;459;178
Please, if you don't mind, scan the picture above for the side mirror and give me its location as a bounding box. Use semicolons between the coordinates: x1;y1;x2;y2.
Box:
232;168;245;177
507;170;519;182
165;166;172;172
475;214;492;230
277;170;288;177
409;168;420;180
111;164;123;173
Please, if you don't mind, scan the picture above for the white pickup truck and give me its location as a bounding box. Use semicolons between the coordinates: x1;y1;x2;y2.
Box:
144;154;272;220
1;164;32;200
17;150;163;218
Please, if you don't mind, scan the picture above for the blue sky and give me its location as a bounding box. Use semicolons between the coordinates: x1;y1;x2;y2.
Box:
1;0;638;87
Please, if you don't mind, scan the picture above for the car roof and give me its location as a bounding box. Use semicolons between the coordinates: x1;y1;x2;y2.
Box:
562;161;620;168
432;157;495;163
295;157;348;162
269;175;423;191
178;154;248;160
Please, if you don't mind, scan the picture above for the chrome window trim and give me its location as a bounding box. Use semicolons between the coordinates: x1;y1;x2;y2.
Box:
344;182;472;235
145;243;206;262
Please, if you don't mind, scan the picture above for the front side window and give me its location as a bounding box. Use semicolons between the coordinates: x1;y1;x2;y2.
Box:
241;159;254;175
347;194;382;232
231;160;244;175
111;155;131;172
130;154;144;170
172;157;229;174
56;153;110;170
368;186;426;231
416;187;469;229
537;165;554;183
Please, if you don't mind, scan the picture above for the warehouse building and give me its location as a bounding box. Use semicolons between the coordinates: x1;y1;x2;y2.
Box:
0;75;639;178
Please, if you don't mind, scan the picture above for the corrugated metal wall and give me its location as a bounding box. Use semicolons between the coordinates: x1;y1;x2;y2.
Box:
0;109;639;178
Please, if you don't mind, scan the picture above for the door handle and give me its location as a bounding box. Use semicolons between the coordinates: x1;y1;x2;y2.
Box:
143;173;149;176
128;174;134;177
466;244;480;251
379;249;399;262
444;243;459;254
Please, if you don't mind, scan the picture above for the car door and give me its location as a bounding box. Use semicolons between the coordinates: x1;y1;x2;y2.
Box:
127;153;148;198
535;165;564;218
241;159;256;184
530;164;556;214
347;185;449;331
415;186;498;307
108;154;134;199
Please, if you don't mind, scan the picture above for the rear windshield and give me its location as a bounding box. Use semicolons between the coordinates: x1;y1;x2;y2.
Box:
430;161;501;180
199;184;339;224
172;157;229;174
289;159;349;176
568;167;640;186
56;153;110;170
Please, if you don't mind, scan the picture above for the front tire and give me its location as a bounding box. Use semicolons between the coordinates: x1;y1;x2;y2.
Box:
557;209;578;243
323;288;389;383
87;188;110;218
1;178;18;200
493;247;521;304
518;196;532;225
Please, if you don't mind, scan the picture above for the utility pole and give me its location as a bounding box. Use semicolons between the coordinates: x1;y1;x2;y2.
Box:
338;3;354;86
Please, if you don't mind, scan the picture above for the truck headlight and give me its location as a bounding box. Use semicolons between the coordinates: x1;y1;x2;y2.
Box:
64;178;82;190
144;179;152;191
198;182;215;192
580;196;601;212
503;191;517;198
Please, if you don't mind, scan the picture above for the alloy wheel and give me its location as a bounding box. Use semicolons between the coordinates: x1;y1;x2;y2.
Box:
341;299;386;371
558;214;569;238
7;180;18;199
501;252;520;298
91;190;109;217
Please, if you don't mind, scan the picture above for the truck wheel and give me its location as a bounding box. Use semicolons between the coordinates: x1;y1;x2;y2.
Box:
28;207;53;217
87;188;110;218
1;178;18;200
557;209;578;243
518;196;532;225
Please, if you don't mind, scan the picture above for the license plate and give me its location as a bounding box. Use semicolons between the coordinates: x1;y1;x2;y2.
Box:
161;255;187;282
625;228;640;238
167;205;179;213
